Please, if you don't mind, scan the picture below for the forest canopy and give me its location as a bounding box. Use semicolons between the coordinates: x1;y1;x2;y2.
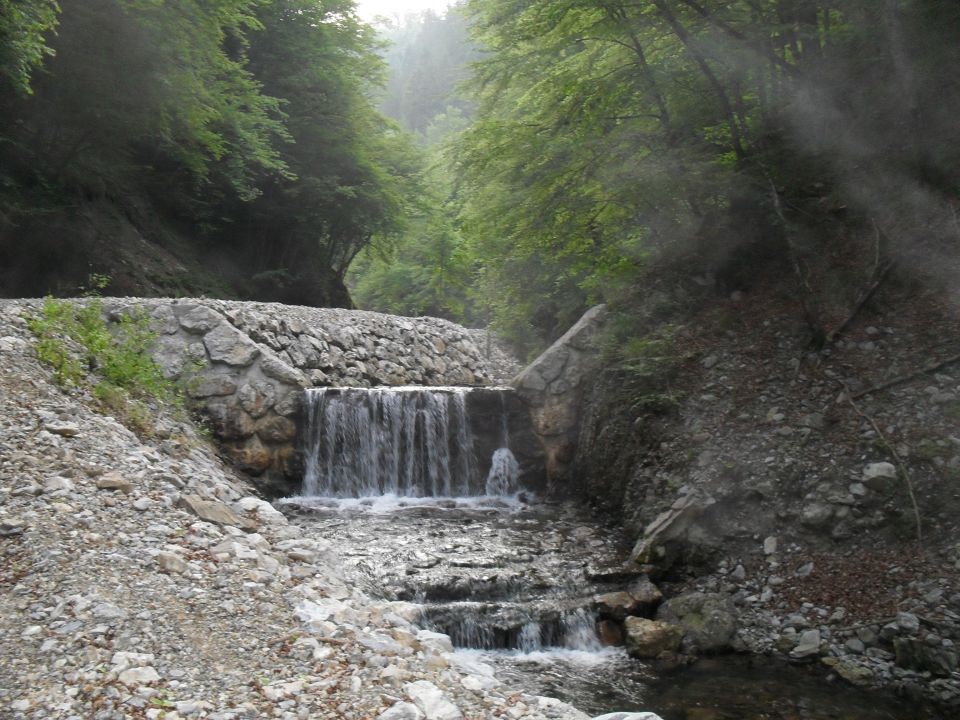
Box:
2;1;959;356
0;0;422;305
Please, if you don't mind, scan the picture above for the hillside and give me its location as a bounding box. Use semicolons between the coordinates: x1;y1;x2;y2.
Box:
571;265;960;707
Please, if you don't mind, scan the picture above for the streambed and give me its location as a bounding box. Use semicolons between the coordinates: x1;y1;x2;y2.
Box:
279;496;938;720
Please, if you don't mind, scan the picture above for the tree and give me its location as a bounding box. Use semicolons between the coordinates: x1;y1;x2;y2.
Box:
454;0;960;349
0;0;59;95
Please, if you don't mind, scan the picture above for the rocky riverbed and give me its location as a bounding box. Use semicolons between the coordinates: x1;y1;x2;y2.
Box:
0;301;629;720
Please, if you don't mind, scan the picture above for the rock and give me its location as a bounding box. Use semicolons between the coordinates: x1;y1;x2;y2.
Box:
404;681;462;720
177;494;254;529
822;657;874;686
175;304;223;333
42;476;74;493
118;666;161;686
655;592;738;654
156;551;188;574
379;702;425;720
630;494;717;572
237;382;277;419
256;416;297;444
597;619;625;646
790;629;821;659
0;516;26;536
204;402;256;441
894;638;959;676
800;503;834;528
595;593;645;621
187;374;238;399
896;611;920;634
592;714;665;720
96;472;134;493
416;630;454;654
260;354;308;387
44;420;80;437
862;462;897;491
623;617;683;658
763;536;778;555
203;324;260;367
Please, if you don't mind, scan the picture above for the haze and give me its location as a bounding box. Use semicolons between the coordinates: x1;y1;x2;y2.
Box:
355;0;453;22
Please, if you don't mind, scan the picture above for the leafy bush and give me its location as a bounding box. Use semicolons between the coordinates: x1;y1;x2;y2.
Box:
27;296;182;434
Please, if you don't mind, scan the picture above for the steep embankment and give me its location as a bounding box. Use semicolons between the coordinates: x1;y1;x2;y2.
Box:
0;301;587;720
570;274;960;706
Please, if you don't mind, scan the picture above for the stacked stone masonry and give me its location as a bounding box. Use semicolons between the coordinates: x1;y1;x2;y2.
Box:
100;298;519;495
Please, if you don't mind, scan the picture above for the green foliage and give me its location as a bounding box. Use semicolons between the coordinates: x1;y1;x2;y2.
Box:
0;0;59;94
602;320;686;412
27;296;180;435
0;0;422;306
449;0;960;352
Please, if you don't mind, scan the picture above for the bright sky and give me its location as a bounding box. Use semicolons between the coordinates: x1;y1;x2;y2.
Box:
354;0;454;22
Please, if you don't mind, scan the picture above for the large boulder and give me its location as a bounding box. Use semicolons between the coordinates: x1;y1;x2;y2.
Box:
623;617;683;658
630;493;718;576
655;592;738;654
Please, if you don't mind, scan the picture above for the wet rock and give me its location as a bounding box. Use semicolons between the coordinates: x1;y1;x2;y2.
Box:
594;578;663;620
597;619;625;646
592;714;665;720
623;617;683;658
656;592;738;654
255;416;297;444
204;402;256;441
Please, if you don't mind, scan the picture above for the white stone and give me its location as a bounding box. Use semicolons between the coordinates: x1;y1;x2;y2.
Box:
378;701;425;720
790;629;821;658
416;630;454;654
119;666;161;685
863;462;896;480
404;680;462;720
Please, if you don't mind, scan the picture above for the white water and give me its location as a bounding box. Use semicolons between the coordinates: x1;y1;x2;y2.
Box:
301;386;518;498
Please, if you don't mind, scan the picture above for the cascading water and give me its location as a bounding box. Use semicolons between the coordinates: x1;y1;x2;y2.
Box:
301;386;516;498
296;385;604;663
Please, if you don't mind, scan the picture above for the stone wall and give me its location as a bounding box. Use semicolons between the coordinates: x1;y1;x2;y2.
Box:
100;298;520;495
512;305;608;491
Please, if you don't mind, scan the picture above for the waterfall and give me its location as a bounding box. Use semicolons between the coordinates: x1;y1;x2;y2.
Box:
302;387;516;498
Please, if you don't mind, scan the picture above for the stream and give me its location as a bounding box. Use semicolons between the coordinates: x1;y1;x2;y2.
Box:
281;387;942;720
